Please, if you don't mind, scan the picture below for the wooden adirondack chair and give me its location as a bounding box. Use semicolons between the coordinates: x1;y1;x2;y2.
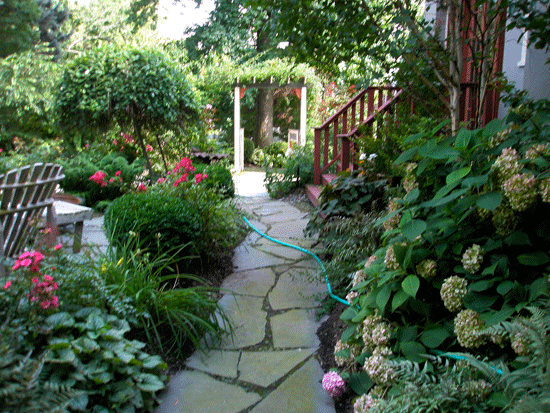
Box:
0;163;65;274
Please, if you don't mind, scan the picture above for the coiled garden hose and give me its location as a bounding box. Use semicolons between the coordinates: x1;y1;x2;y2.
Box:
243;216;350;306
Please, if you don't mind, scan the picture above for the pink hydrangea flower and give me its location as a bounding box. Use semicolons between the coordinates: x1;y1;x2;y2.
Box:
322;371;346;397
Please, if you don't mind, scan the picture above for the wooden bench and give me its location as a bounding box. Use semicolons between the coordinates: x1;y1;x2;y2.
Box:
48;200;93;253
0;163;65;274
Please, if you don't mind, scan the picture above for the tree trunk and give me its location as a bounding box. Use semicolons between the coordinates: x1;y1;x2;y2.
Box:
253;17;274;149
254;88;274;148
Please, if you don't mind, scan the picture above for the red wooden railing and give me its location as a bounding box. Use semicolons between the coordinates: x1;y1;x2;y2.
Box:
313;86;402;185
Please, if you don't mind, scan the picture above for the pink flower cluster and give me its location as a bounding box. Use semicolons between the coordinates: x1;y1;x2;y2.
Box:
89;170;123;187
89;170;107;187
12;250;44;272
322;371;346;397
194;173;208;184
170;158;208;187
29;274;59;309
7;250;59;310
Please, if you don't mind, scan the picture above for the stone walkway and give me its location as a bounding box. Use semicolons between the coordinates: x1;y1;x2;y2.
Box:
154;170;336;413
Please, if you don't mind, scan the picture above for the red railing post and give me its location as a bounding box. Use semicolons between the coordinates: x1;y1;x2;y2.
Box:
314;127;321;185
342;137;350;173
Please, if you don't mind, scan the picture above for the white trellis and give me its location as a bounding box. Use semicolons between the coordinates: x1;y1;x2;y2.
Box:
233;79;308;172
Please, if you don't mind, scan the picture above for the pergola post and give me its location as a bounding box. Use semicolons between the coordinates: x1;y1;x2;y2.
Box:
299;86;307;146
234;86;243;172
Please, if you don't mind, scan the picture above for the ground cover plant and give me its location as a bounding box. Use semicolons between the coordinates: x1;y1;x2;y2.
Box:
321;101;550;411
0;246;168;413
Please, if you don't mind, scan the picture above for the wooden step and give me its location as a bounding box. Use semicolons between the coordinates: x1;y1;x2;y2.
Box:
305;184;322;208
322;174;337;186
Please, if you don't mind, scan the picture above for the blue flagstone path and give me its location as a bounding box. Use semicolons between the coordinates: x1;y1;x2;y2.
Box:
77;170;336;413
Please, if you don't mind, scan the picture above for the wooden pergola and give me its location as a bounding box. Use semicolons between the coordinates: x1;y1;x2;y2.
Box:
233;78;308;172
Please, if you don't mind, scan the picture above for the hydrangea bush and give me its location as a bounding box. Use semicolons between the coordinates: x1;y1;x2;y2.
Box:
329;105;550;409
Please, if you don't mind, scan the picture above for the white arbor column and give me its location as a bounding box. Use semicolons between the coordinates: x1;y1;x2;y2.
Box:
234;86;243;172
299;86;307;145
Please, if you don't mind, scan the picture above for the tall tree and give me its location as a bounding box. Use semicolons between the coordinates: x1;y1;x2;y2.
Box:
0;0;71;60
185;0;280;147
249;0;511;133
55;47;199;177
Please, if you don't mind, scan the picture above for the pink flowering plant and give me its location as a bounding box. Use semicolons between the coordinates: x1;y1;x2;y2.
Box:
2;250;60;314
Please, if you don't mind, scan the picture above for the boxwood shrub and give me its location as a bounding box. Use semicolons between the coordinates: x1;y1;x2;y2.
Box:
104;191;203;259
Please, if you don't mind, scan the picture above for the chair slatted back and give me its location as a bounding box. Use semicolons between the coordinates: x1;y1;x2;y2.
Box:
0;163;65;260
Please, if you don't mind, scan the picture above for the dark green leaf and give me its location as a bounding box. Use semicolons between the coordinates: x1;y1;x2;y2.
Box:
469;280;494;292
340;306;359;321
454;129;472;148
482;307;515;326
402;275;420;298
404;187;419;203
504;231;531;246
421;188;469;208
394;147;418;165
497;281;514;296
476;192;502;211
376;285;392;312
529;277;548;301
401;219;427;242
340;325;357;343
400;341;427;363
349;372;374;395
392;289;409;311
518;251;550;266
446;166;471;184
420;328;451;348
464;292;498;312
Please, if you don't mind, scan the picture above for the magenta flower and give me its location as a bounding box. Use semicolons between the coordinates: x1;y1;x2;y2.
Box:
3;280;11;290
89;170;107;185
322;371;346;397
137;183;147;193
194;173;208;184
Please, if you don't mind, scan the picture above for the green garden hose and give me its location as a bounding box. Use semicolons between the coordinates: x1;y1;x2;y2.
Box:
243;216;350;306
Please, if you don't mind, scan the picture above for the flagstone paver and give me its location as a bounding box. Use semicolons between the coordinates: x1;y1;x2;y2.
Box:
152;171;336;413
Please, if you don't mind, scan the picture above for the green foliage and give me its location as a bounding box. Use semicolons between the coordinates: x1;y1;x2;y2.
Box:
0;0;40;58
363;356;500;413
333;105;550;405
98;234;232;359
55;45;199;175
104;191;203;258
0;249;168;413
195;161;235;198
244;138;255;164
264;143;314;198
60;151;146;210
0;49;62;146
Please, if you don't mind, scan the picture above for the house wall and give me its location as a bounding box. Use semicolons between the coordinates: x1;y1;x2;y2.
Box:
499;26;550;118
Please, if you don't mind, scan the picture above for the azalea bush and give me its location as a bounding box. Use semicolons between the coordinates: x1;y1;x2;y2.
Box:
328;105;550;406
0;247;167;413
105;157;246;271
60;150;145;210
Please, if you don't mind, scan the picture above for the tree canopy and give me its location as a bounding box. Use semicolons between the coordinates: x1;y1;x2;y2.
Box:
55;46;199;176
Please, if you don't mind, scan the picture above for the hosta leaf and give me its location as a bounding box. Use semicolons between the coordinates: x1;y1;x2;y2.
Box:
46;312;75;329
136;373;165;392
